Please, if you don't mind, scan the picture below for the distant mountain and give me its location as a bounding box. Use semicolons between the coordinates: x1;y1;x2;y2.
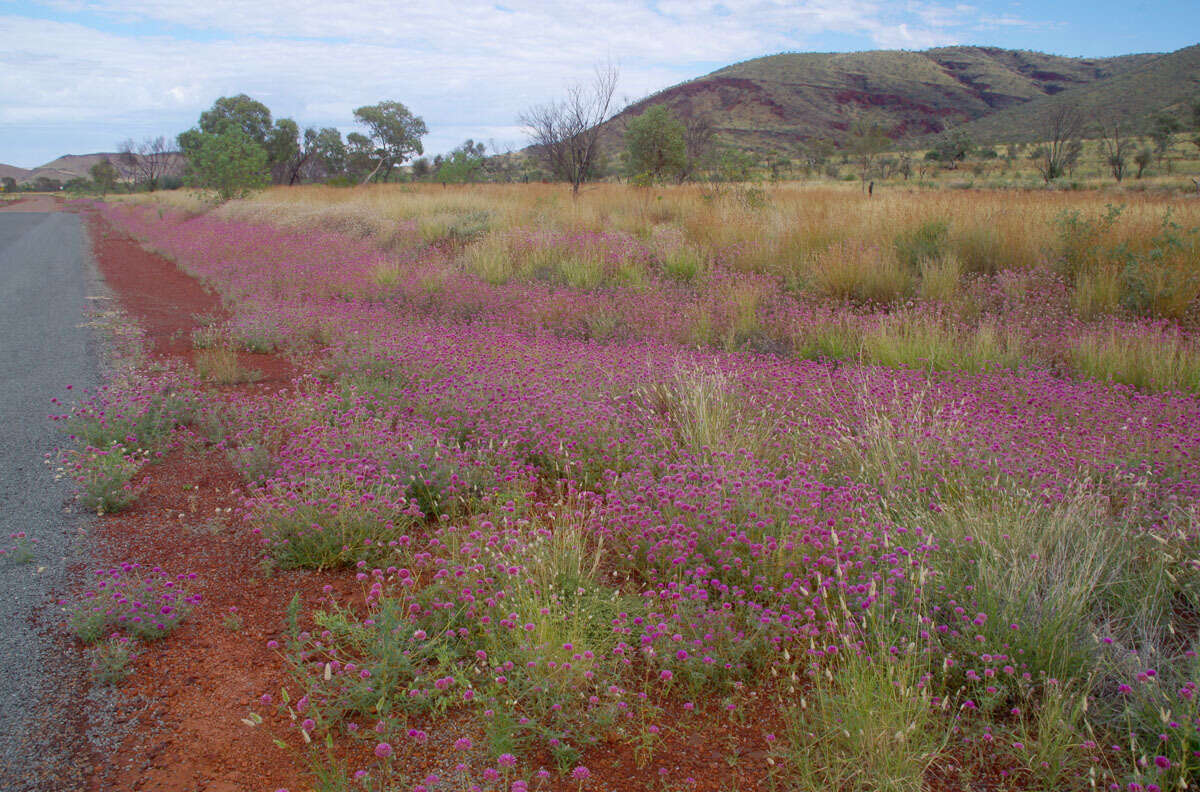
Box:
0;152;186;185
955;44;1200;143
599;45;1191;153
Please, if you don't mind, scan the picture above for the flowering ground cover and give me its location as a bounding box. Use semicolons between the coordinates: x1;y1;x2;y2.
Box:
63;186;1200;792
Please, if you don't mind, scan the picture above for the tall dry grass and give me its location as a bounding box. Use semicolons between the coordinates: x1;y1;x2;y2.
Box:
117;182;1200;389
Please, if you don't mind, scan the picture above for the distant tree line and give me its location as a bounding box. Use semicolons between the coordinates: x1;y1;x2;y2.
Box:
39;77;1200;200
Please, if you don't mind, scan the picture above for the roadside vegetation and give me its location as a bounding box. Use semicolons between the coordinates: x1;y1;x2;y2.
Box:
55;173;1200;791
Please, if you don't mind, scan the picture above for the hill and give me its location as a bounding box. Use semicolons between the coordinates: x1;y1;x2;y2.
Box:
35;153;126;183
0;152;186;185
0;163;33;183
955;44;1200;143
600;45;1179;153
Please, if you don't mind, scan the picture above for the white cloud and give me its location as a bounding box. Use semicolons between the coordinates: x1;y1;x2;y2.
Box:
0;0;1042;162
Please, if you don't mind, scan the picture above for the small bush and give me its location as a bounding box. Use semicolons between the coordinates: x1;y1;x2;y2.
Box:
778;630;946;792
90;634;136;684
894;219;949;269
66;373;198;452
661;245;707;283
67;563;200;643
69;442;148;514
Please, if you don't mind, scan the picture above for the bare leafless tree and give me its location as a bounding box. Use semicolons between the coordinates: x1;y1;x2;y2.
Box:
1035;105;1085;183
519;63;619;196
118;136;173;191
680;114;716;181
1098;121;1129;182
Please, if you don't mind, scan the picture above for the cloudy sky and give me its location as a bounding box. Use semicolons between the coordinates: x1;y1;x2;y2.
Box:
0;0;1195;167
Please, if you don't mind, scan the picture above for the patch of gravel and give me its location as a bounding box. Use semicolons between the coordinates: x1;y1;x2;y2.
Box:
0;211;133;791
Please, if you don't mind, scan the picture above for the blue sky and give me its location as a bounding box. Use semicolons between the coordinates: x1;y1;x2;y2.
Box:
0;0;1196;168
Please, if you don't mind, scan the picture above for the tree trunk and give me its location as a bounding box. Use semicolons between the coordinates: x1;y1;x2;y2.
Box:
360;158;385;186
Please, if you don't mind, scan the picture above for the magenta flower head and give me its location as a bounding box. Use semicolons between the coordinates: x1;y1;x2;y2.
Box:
572;765;591;780
1153;755;1171;770
454;737;473;751
375;742;393;759
659;669;673;681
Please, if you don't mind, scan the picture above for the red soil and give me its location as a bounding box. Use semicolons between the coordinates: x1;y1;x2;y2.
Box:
80;212;320;792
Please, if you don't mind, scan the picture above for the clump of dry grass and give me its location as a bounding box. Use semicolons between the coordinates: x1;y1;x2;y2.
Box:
808;241;912;304
1069;329;1200;393
194;347;261;384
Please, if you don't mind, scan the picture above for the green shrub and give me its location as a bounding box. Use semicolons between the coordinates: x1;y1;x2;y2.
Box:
894;219;949;269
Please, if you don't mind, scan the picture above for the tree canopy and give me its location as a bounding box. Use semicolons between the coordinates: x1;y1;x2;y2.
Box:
625;105;687;183
185;127;269;201
198;94;273;143
353;101;428;183
435;140;488;184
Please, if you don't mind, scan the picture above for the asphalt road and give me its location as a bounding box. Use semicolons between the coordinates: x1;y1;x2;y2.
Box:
0;210;101;790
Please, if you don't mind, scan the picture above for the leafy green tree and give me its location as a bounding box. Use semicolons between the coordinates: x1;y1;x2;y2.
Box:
411;157;431;180
352;101;428;183
1183;98;1200;157
198;94;273;143
624;105;686;183
266;118;301;184
766;153;792;181
182;95;303;182
1134;146;1154;179
796;138;833;178
1150;113;1182;172
309;128;347;179
345;132;377;182
928;129;973;168
269;123;341;185
1193;99;1200;155
846;117;890;191
185;127;268;201
435;140;487;184
1;176;16;193
90;159;119;194
716;148;756;182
